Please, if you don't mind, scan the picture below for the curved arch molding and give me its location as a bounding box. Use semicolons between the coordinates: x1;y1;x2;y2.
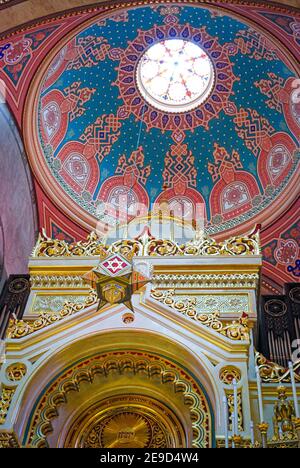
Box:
22;350;215;448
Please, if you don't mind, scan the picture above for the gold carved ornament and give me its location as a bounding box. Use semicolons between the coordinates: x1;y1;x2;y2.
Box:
0;386;16;425
152;272;259;289
96;412;154;448
272;386;298;442
32;227;260;258
26;351;211;448
6;290;98;340
30;275;87;289
216;438;253;449
219;366;242;385
151;289;250;341
256;352;300;383
6;363;27;382
253;355;300;448
225;389;244;433
147;229;260;257
66;395;185;449
0;432;19;449
83;251;150;312
6;288;250;341
32;230;142;258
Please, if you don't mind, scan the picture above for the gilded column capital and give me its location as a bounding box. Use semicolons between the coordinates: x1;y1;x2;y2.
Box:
257;422;269;434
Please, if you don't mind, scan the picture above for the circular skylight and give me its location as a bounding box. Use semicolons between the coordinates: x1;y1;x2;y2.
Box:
137;39;214;113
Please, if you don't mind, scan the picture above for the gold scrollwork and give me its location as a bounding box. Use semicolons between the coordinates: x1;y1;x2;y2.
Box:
6;290;98;340
225;389;244;432
151;290;249;341
256;352;300;383
145;228;260;257
0;386;16;425
0;431;19;448
32;227;260;258
32;230;141;258
111;239;141;258
147;239;182;256
152;273;259;289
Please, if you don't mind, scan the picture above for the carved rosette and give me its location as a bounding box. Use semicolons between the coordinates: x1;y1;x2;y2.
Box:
219;366;242;385
6;363;27;382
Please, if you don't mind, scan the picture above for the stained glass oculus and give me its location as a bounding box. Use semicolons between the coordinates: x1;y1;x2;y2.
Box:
137;39;215;113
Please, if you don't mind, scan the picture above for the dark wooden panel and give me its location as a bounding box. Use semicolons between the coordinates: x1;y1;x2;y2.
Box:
0;275;30;339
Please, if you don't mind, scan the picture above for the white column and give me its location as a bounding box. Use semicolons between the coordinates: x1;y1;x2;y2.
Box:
231;414;236;448
250;421;255;446
233;379;239;435
223;395;229;448
255;366;264;423
289;361;299;418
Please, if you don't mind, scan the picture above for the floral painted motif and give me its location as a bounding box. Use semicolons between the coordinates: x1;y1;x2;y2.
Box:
0;26;59;85
208;144;261;222
275;239;299;265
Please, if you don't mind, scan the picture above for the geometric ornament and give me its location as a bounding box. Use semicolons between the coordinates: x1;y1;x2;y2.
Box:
98;254;132;277
83;253;150;312
64;153;89;188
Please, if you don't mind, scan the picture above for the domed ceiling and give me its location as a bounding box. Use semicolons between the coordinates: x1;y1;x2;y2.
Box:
25;3;299;237
0;0;299;292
